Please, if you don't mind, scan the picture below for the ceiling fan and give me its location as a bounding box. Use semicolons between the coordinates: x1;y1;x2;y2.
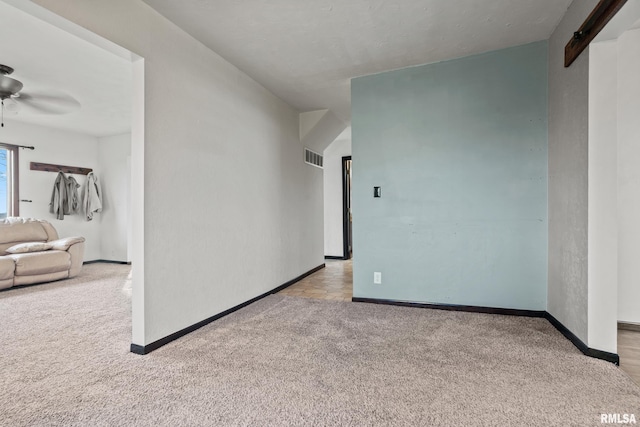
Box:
0;64;81;127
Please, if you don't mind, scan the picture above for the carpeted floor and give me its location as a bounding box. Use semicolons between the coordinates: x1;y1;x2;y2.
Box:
1;264;639;426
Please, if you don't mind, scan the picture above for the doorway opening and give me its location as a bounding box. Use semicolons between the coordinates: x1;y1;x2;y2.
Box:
3;0;144;347
279;153;353;302
342;156;352;260
588;0;640;385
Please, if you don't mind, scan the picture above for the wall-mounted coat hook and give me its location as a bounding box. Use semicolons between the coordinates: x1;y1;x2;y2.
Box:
30;162;93;175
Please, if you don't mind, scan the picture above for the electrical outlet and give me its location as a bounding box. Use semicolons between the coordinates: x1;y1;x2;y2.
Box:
373;272;382;284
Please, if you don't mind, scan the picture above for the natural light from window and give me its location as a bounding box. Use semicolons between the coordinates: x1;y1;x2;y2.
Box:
0;144;18;219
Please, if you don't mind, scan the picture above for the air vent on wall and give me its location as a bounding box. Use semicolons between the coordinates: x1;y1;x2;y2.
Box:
304;147;323;169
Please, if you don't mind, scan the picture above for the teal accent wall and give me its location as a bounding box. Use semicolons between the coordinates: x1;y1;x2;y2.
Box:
351;41;548;310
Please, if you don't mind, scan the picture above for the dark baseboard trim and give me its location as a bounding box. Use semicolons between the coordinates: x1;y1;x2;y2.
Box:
352;297;620;365
270;264;325;294
351;297;546;318
543;312;590;355
618;321;640;332
84;259;131;265
130;263;325;355
544;312;619;365
324;256;346;260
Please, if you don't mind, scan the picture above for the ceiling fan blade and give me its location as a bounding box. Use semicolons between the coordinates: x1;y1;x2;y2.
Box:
16;91;80;115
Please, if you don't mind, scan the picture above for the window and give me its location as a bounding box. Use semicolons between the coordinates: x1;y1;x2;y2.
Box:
0;143;18;219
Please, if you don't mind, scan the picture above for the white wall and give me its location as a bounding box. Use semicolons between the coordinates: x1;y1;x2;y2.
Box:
616;28;640;324
27;0;324;346
98;133;131;262
588;41;618;353
1;120;103;261
547;0;599;344
587;1;640;350
323;137;351;257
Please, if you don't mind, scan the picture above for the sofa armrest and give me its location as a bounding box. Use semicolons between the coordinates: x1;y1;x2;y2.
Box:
67;241;85;278
49;236;85;251
49;237;85;278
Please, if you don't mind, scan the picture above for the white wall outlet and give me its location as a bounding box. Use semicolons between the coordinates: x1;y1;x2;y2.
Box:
373;272;382;284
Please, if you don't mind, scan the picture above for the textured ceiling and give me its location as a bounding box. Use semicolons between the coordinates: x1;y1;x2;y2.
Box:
143;0;573;120
0;1;131;137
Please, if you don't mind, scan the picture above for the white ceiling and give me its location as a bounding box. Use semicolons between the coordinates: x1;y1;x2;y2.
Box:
0;1;131;138
143;0;573;121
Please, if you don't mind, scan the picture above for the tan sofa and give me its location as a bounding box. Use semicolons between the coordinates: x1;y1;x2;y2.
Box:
0;218;85;290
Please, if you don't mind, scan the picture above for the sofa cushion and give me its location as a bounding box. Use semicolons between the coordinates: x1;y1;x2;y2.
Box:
0;220;48;255
40;221;59;241
9;251;71;276
49;237;85;251
14;271;69;287
0;256;15;280
0;221;48;244
0;278;13;290
6;242;53;254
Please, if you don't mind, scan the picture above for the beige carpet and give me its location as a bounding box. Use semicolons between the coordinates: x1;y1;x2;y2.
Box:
1;264;639;426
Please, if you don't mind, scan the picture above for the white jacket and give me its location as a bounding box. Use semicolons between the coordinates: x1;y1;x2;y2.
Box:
82;172;102;221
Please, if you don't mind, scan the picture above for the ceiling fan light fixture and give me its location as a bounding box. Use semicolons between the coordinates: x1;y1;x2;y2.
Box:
0;64;23;99
0;64;23;127
3;97;19;113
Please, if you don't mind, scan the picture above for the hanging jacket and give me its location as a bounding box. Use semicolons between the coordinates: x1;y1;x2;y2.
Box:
49;172;67;220
82;172;102;221
65;176;81;214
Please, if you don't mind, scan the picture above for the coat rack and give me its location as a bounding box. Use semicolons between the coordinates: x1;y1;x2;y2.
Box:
30;162;93;175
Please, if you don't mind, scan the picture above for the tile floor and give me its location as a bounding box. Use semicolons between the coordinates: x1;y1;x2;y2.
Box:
279;259;352;301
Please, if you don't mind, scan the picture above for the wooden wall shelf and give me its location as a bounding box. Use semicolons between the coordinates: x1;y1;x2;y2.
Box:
30;162;93;175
